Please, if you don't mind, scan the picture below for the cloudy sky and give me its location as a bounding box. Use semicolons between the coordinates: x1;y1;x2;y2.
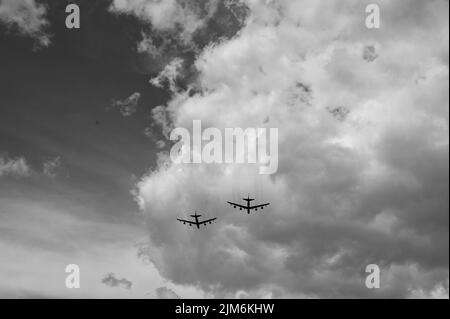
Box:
0;0;448;299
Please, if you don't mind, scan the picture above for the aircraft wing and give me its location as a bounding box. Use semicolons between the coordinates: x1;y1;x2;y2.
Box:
177;219;197;225
198;218;217;226
249;203;270;210
227;201;247;209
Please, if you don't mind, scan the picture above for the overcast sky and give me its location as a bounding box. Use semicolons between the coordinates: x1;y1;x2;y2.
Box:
0;0;448;298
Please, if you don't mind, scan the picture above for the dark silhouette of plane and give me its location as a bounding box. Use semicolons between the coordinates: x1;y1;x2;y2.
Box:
227;195;270;214
177;212;216;229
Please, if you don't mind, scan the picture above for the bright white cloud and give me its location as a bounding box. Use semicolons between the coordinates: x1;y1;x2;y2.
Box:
101;273;133;290
0;199;204;298
155;286;180;299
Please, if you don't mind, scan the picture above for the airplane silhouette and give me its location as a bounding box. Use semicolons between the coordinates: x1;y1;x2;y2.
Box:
177;212;217;229
227;195;270;214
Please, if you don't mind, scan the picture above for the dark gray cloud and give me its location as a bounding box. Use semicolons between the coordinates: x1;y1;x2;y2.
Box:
101;273;133;290
327;106;350;121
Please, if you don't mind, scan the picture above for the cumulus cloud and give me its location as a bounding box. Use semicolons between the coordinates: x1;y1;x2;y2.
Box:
0;156;31;177
155;286;180;299
101;273;133;290
0;0;51;47
111;92;141;117
134;0;449;298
